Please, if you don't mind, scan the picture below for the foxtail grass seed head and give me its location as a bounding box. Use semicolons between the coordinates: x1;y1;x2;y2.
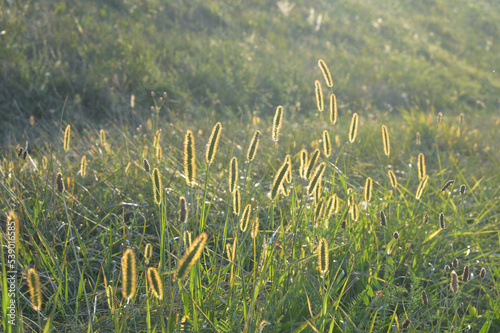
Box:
258;320;271;333
206;122;222;165
18;147;23;157
347;188;355;207
314;200;324;222
348;113;359;143
284;155;292;183
156;145;162;163
299;149;308;179
56;172;65;193
183;231;192;249
318;59;333;88
441;180;455;192
307;162;326;196
306;149;320;180
445;265;450;272
30;115;35;126
251;215;259;239
240;204;252;232
152;168;162;205
247;130;261;162
381;125;390;156
63;124;71;152
175;233;208;280
143;158;150;173
380;210;387;226
341;220;347;229
142;145;148;159
439;213;445;229
7;211;19;254
147;267;163;300
105;285;114;310
272;105;284;143
27;268;42;311
479;268;486;279
421;290;429;306
460;184;466;195
350;203;359;222
324;195;336;219
229;157;238;193
322;130;331;157
417;153;426;180
317;238;329;276
329;93;337;125
271;160;291;200
388;170;398;188
364;177;373;202
121;249;137;301
450;270;459;293
100;129;106;147
179;196;188;223
314;80;324;112
184;130;196;186
437;112;443;123
416;132;421;145
144;244;153;265
233;188;241;215
452;258;459;269
153;130;161;148
402;319;411;331
80;155;87;177
393;231;399;240
416;175;429;200
462;265;470;282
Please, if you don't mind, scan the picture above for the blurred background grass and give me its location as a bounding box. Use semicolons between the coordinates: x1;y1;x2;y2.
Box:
1;0;499;135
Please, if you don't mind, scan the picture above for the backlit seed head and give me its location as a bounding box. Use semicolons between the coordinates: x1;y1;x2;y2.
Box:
437;112;443;123
284;155;292;183
306;149;320;180
299;149;308;179
450;270;459;293
416;132;421;145
271;160;291;200
329;93;337;125
179;196;188;223
272;105;284;143
147;267;163;300
417;153;426;180
324;195;336;220
81;155;87;177
7;211;19;254
416;175;429;200
63;124;71;152
100;129;106;147
175;233;208;280
388;170;398;188
452;257;459;269
460;184;466;195
27;268;42;311
380;210;387;226
348;113;359;143
152;168;163;205
314;80;324;112
317;238;329;276
314;200;324;223
247;130;261;162
143;158;150;173
364;177;373;202
439;213;445;229
206;122;222;165
421;290;429;306
184;130;196;186
144;243;153;265
121;248;137;301
307;162;326;196
479;268;486;279
441;180;455;192
30;115;35;126
381;125;390;156
350;203;359;222
105;285;114;310
56;172;65;193
251;215;259;239
240;204;252;232
183;230;192;249
233;188;241;215
393;231;399;240
462;265;469;282
444;265;450;272
347;188;355;207
322;130;331;157
229;157;238;193
318;59;333;88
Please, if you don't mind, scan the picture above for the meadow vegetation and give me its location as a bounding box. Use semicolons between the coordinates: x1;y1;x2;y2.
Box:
1;0;500;332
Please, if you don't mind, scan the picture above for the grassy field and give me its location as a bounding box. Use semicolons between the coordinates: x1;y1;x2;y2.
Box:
1;0;500;332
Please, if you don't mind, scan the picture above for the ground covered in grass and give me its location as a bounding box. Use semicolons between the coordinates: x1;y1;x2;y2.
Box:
1;0;500;332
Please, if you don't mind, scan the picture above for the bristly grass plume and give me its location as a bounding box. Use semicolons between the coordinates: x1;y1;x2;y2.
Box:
349;113;359;143
121;248;137;301
272;105;284;143
318;59;333;88
27;268;42;311
381;124;390;156
314;80;324;112
206;122;222;165
329;93;337;125
176;232;208;280
247;130;261;162
184;130;196;186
